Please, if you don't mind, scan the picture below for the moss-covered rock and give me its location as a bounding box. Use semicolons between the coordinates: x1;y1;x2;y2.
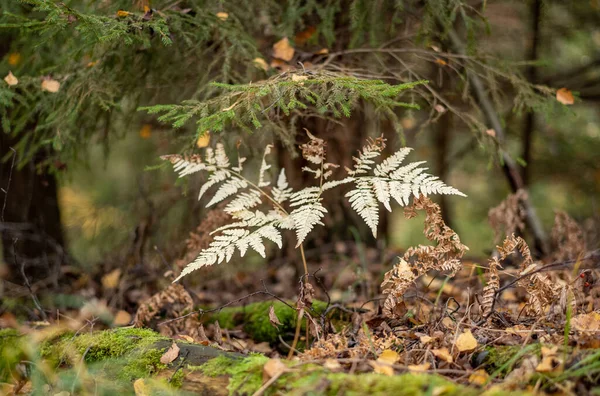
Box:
207;300;331;344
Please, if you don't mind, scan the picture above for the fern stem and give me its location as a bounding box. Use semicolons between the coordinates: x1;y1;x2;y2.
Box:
299;243;309;276
226;167;290;215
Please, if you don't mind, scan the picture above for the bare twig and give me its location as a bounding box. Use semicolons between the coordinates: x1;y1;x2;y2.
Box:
1;147;16;222
13;238;48;322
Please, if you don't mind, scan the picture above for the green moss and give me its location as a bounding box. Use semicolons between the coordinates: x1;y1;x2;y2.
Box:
484;344;542;376
168;368;186;389
196;355;528;396
0;328;26;382
207;300;329;344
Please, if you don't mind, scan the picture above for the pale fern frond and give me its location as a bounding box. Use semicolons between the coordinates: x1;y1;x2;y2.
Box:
346;179;380;237
206;177;247;207
258;145;273;187
290;202;327;247
225;190;263;215
374;147;412;176
322;177;354;191
272;169;293;204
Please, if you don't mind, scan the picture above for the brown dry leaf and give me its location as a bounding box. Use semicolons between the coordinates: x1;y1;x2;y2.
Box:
196;131;210;148
176;334;194;343
268;305;283;328
214;321;223;345
263;358;286;380
117;10;131;17
315;48;329;55
4;71;18;86
468;369;489;386
556;87;574;105
270;58;292;71
113;310;132;326
442;317;455;330
273;37;294;61
435;58;447;66
323;359;342;371
133;378;151;396
294;26;316;45
160;342;180;364
407;363;430;373
139;124;152;139
432;348;453;363
505;355;538;384
485;128;496;138
41;78;60;93
456;329;478;352
253;57;269;71
536;356;562;373
420;335;433;344
216;12;228;21
505;325;529;340
571;311;600;331
101;268;121;289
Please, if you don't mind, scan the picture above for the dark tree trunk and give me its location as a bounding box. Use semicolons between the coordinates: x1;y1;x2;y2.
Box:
0;133;66;287
435;112;453;228
521;0;542;186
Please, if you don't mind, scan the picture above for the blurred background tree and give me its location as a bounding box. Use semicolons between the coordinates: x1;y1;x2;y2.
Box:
0;0;598;302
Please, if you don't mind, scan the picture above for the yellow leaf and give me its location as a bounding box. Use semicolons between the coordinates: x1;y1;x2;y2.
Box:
419;335;433;344
177;334;195;343
160;342;180;364
556;87;574;105
139;124;152;139
101;268;121;289
441;317;454;329
272;37;294;62
133;378;151;396
315;48;329;55
216;12;229;21
41;78;60;93
196;131;211;148
370;360;394;376
435;58;447;66
468;369;489;385
377;349;400;365
571;312;600;331
8;53;21;66
263;358;286;380
456;329;478;352
4;71;18;86
432;348;453;363
253;57;269;71
117;10;131;17
407;363;430;373
535;356;562;373
291;74;308;82
113;310;131;326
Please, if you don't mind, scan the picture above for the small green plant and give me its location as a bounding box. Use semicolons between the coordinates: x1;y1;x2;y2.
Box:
162;131;465;282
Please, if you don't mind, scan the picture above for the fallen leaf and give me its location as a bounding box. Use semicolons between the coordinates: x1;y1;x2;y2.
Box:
216;12;228;21
420;335;433;344
117;10;131;17
315;48;329;55
441;317;454;329
196;131;210;148
370;360;394;376
101;268;121;289
4;71;18;86
377;349;400;365
505;355;538;384
536;355;562;373
556;87;574;105
268;305;283;328
468;369;489;385
263;358;286;380
323;359;342;371
434;104;446;113
270;58;292;72
272;37;294;62
291;74;308;82
133;378;151;396
435;58;447;66
571;312;600;331
485;128;496;138
294;26;316;45
176;334;194;343
8;53;21;66
432;348;453;363
160;342;180;364
139;124;152;139
214;320;223;345
41;78;60;93
407;363;430;373
253;57;269;71
456;329;478;352
113;310;131;326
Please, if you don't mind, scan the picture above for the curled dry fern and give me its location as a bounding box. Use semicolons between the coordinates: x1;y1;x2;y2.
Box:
163;132;465;282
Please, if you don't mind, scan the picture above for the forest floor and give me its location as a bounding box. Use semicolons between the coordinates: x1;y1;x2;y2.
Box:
1;210;600;395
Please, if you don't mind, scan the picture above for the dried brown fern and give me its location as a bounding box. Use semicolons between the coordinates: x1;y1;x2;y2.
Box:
381;196;468;319
496;234;560;316
480;256;502;319
551;210;586;262
488;189;527;243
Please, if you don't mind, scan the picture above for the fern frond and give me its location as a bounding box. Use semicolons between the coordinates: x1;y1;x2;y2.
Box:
290;202;327;247
258;145;273;187
272;169;293;204
346;179;380;237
